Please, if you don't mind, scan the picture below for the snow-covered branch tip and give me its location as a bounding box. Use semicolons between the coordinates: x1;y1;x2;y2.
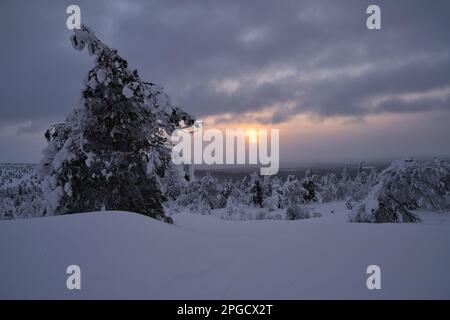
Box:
70;24;108;56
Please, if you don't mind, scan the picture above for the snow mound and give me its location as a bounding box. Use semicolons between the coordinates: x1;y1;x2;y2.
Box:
1;208;450;299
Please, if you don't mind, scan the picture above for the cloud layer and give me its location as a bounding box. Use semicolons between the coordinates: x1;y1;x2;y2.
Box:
0;0;449;162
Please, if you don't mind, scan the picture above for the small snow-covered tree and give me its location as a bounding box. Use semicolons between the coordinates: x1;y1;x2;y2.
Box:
349;158;450;223
221;179;234;200
234;175;252;205
286;205;320;220
336;168;351;200
347;162;374;202
367;167;379;187
261;176;273;199
198;174;226;210
300;169;318;202
319;173;338;203
1;198;15;220
262;195;278;211
250;173;263;207
282;176;307;208
37;25;193;222
226;196;239;215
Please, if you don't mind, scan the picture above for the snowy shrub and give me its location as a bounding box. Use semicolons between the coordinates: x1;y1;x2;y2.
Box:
165;202;181;216
233;176;253;206
312;211;323;218
286;205;322;220
262;194;281;211
255;210;267;220
286;205;311;220
267;212;283;220
349;184;419;223
1;198;15;220
282;177;308;208
185;196;211;215
349;158;450;223
174;192;197;208
169;178;226;214
335;168;351;200
220;180;234;200
238;209;253;221
300;169;318;202
349;165;379;202
318;166;379;203
445;193;450;209
226;196;239;214
197;200;212;215
319;173;338;203
222;207;249;221
199;174;227;209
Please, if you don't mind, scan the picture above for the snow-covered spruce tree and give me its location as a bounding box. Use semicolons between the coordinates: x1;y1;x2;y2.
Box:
249;173;263;207
349;158;450;223
37;25;193;222
300;169;318;202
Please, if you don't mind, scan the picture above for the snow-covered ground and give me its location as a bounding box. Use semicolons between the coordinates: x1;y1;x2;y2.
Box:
1;202;450;299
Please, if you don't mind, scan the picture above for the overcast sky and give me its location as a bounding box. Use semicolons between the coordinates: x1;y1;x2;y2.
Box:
0;0;449;164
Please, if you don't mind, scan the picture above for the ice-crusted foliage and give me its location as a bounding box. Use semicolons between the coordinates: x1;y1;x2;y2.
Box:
37;25;193;221
349;158;450;223
319;173;339;202
226;196;239;215
0;164;37;190
198;174;227;209
282;176;308;208
161;158;449;222
232;176;252;206
318;166;379;203
0;165;46;220
348;164;379;202
168;174;228;214
263;192;281;212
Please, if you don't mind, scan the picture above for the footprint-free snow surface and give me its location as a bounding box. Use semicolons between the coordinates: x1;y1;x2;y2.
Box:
1;203;450;299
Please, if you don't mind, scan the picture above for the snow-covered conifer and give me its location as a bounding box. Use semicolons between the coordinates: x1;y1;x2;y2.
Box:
349;158;450;223
37;25;193;222
300;169;318;202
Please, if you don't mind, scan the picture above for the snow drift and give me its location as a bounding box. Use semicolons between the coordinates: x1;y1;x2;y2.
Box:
1;206;450;299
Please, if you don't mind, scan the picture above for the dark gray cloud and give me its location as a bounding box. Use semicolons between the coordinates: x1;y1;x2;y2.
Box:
1;0;450;125
0;0;449;162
